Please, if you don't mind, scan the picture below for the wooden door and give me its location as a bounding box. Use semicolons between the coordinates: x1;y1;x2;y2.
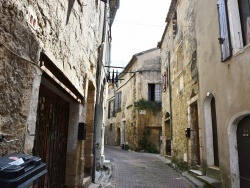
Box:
237;115;250;187
33;85;69;188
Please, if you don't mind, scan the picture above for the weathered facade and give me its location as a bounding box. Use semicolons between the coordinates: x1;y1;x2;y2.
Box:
105;48;162;153
159;0;199;168
0;0;118;187
194;0;250;187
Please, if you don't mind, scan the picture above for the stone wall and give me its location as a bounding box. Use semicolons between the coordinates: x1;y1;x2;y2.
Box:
0;0;105;186
0;47;41;155
160;0;199;166
109;49;162;151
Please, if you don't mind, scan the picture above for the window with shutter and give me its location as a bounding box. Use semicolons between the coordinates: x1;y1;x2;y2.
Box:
118;92;121;111
115;93;118;111
108;99;115;118
115;92;121;112
108;101;111;119
162;73;166;92
148;84;162;102
217;0;232;62
238;0;250;45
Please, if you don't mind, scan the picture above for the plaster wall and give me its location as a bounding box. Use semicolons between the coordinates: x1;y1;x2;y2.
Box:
194;0;250;186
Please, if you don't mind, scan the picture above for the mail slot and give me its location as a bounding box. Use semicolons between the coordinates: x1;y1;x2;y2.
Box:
0;153;47;188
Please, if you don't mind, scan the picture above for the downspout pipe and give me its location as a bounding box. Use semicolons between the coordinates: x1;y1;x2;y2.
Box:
168;58;173;141
92;0;108;182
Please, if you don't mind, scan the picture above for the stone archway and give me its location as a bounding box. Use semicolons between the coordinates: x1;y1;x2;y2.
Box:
203;94;219;167
228;111;250;188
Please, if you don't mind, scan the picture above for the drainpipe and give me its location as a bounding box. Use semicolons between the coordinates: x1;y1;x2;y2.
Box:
92;0;108;182
168;58;173;142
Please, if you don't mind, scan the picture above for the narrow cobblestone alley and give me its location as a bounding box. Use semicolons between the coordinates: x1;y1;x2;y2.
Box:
103;146;196;188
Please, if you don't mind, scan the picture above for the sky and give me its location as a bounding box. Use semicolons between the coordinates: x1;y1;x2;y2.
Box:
110;0;171;67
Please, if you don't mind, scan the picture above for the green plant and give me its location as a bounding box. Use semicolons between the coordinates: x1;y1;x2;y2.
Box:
134;99;161;115
171;156;189;171
138;129;158;153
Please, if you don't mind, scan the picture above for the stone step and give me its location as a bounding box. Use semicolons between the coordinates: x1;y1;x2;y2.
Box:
196;175;222;188
83;176;92;188
182;171;207;188
189;169;202;176
88;183;101;188
188;169;222;188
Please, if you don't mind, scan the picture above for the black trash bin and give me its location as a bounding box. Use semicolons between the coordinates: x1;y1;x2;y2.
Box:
0;153;47;188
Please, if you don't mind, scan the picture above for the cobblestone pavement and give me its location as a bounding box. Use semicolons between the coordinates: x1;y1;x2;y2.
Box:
103;145;196;188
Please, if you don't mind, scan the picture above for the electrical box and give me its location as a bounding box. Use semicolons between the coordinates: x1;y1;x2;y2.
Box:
78;122;86;140
185;128;190;138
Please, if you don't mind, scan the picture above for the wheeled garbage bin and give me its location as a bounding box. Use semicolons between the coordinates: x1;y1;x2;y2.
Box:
0;153;47;188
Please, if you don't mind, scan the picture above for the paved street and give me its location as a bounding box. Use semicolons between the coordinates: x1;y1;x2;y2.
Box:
103;145;196;188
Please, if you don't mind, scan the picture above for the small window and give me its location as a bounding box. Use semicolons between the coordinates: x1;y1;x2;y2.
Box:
109;124;112;131
148;84;161;102
108;99;115;119
173;11;178;38
28;13;37;30
115;91;122;111
162;70;167;92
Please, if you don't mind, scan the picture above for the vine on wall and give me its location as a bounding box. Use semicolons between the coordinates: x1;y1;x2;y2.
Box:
134;99;161;115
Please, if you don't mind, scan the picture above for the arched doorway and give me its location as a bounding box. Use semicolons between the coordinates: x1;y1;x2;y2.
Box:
237;115;250;187
204;95;219;167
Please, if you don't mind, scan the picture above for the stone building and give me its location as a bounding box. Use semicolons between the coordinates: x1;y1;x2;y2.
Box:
159;0;199;168
0;0;118;187
105;48;162;153
193;0;250;187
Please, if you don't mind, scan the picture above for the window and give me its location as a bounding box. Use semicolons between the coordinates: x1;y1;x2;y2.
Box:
173;11;178;38
109;124;113;131
217;0;231;61
218;0;250;61
115;91;122;111
108;99;115;118
238;0;250;45
162;52;170;92
148;84;161;102
162;68;168;92
27;12;37;30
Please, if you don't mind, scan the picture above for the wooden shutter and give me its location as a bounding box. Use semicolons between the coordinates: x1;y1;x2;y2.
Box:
108;101;111;118
162;74;166;92
115;93;118;111
217;0;231;61
117;92;121;111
